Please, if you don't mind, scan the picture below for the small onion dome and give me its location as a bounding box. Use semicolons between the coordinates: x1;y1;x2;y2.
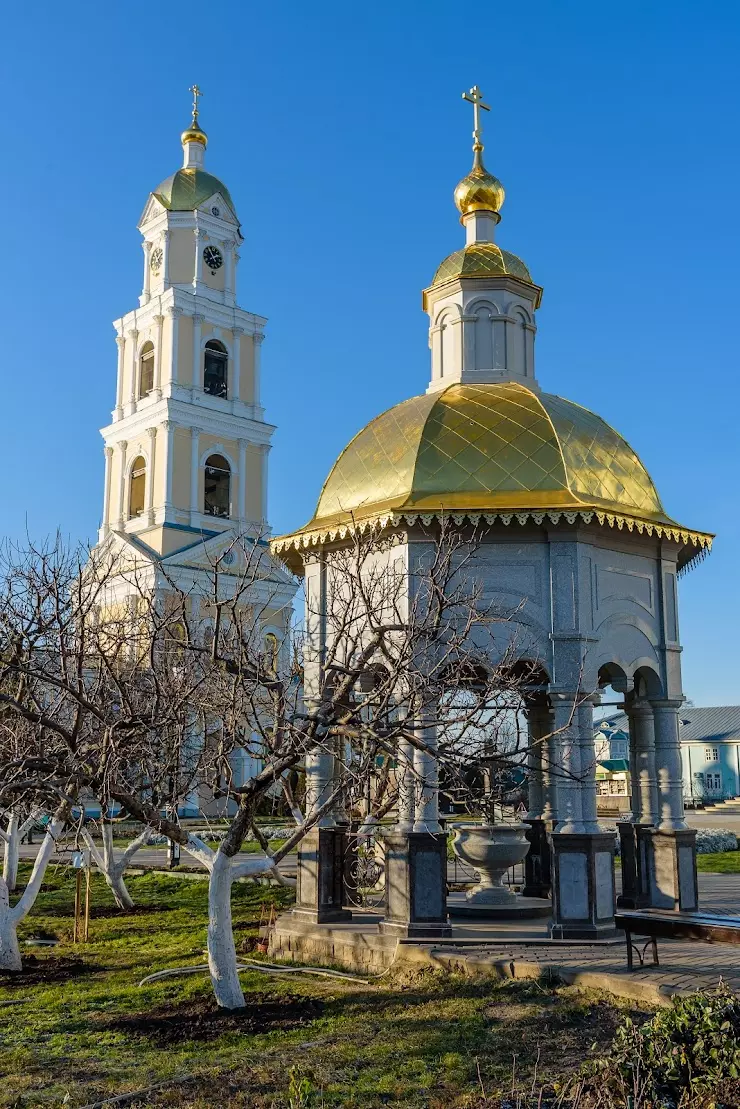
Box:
454;149;505;217
181;122;208;147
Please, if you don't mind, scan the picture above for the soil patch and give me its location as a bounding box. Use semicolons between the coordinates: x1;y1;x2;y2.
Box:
99;993;323;1045
0;955;94;987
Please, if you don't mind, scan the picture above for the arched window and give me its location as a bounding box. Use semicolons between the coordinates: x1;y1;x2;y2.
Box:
139;342;155;398
128;456;146;518
204;454;230;518
204;340;228;398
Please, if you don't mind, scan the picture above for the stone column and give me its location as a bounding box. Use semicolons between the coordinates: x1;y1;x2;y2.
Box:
114;335;125;420
167;307;181;387
231;327;243;402
162;421;174;512
146;427;157;524
629;701;659;825
162;230;171;287
641;699;698;911
550;694;616;939
460;314;477;372
192;228;202;290
192;314;203;394
102;446;113;533
252;332;264;411
237;439;248;525
153;314;164;399
126;329;139;414
412;709;441;834
523;704;555;899
190;427;200;523
116;440;128;529
142;241;152;302
396;735;416;833
294;738;351;925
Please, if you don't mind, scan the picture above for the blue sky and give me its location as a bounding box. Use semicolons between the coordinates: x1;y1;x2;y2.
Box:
3;0;739;704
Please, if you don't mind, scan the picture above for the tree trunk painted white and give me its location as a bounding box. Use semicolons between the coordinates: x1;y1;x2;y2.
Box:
182;834;285;1009
81;823;151;911
1;811;39;894
0;818;64;973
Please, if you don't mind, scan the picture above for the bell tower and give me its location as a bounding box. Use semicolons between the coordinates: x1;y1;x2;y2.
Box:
98;88;272;558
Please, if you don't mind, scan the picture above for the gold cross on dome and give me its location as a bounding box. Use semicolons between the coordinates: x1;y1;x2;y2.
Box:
189;83;203;124
462;85;490;147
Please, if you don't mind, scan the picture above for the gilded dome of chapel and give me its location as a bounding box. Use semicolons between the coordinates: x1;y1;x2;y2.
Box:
294;382;674;529
429;243;540;304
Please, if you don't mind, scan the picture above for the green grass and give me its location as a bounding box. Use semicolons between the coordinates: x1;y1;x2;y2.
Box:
0;864;651;1108
696;850;740;873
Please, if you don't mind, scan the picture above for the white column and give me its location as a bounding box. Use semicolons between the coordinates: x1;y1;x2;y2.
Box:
146;427;157;524
260;443;270;523
237;438;248;524
527;706;557;822
461;314;476;372
576;698;600;833
153;314;164;398
162;421;174;511
231;327;243;402
552;695;583;833
162;230;171;288
192;314;203;393
190;426;200;523
304;739;337;827
167;306;181;386
114;335;125;420
525;707;545;820
396;735;416;832
628;701;659;825
102;445;113;532
429;325;443;384
192;227;202;290
224;240;235;302
252;332;264;410
117;440;128;528
126;329;139;413
412;706;440;833
652;700;687;831
141;241;152;303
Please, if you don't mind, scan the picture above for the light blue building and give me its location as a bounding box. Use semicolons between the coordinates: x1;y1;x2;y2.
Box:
598;706;740;805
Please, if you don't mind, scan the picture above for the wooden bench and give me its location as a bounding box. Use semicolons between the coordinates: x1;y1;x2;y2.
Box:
615;910;740;970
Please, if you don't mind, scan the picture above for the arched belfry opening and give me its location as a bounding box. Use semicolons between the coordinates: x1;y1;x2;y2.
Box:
204;340;228;398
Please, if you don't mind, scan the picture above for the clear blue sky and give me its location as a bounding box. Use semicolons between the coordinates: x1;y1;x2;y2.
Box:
3;1;738;704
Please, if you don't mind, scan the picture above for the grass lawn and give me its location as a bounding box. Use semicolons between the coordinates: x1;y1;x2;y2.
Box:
0;864;653;1109
696;850;740;873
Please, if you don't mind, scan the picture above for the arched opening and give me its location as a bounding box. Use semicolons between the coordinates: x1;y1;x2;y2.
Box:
138;342;155;398
204;340;228;398
204;454;230;518
128;456;146;519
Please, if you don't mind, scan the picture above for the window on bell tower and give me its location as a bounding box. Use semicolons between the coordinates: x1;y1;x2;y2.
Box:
204;454;230;518
128;456;146;518
139;342;155;398
204;340;228;398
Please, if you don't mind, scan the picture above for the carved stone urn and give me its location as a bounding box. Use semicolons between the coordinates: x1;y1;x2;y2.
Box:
451;823;531;905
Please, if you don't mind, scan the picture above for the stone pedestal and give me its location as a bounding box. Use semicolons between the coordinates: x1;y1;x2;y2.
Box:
645;828;698;911
616;822;646;909
379;831;451;938
549;832;616;940
293;827;352;924
522;818;552;899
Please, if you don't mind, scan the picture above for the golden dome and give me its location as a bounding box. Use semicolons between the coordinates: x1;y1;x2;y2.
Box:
273;383;713;569
181;123;208;147
454;152;505;218
427;243;541;304
153;169;236;215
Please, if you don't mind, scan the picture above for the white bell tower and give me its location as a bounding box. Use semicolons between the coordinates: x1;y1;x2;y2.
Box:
98;88;273;559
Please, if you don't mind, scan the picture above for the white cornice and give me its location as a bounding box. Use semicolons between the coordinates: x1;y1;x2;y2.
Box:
101;394;276;446
115;288;266;336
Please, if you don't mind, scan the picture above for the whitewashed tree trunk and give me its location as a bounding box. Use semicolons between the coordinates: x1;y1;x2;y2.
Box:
182;834;287;1009
0;818;64;973
1;811;39;893
81;823;151;910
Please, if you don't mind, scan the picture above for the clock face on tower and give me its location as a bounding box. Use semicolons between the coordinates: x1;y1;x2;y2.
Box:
150;246;163;274
203;245;224;273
